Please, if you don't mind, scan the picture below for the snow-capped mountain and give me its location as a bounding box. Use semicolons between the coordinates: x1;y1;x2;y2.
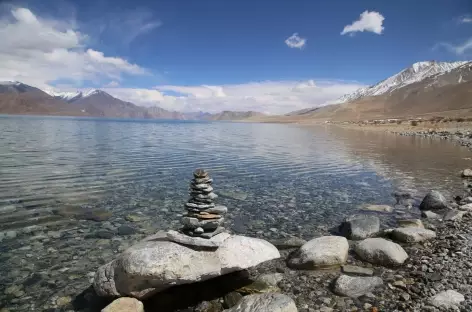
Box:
45;89;108;102
335;61;468;103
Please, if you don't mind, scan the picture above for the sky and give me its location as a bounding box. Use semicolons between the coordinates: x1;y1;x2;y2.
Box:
0;0;471;114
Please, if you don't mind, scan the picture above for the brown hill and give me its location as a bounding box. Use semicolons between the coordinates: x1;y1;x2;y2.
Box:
0;82;88;116
269;61;472;123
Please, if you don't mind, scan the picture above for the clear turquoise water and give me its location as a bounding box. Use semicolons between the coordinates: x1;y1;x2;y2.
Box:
0;115;470;311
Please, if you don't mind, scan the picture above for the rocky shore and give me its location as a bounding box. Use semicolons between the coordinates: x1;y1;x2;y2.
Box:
89;172;472;312
3;168;472;312
393;129;472;151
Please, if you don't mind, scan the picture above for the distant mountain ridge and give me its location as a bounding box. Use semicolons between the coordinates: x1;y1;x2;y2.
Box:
0;81;265;121
283;60;472;122
334;61;468;104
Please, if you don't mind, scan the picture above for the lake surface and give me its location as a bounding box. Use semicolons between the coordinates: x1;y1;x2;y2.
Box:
0;115;471;311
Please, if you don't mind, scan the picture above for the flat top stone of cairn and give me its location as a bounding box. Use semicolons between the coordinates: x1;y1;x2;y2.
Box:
167;169;228;248
194;168;209;178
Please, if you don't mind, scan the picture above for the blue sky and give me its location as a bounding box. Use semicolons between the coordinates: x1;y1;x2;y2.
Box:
0;0;471;113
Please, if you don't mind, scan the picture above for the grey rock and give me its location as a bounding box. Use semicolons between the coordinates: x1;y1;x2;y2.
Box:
341;265;374;276
444;209;467;221
420;190;448;211
287;236;348;269
93;235;280;299
397;219;424;228
166;230;230;248
182;217;223;230
256;273;284;287
339;214;380;240
462;169;472;177
200;227;226;238
391;227;436;243
118;225;136;236
224;292;243;309
195;300;223;312
101;297;144;312
271;237;307;250
354;238;408;266
219;190;248;201
333;275;383;298
361;204;393;213
421;210;441;219
185;202;216;209
205;205;228;214
430;290;465;309
223;293;297;312
194;227;204;234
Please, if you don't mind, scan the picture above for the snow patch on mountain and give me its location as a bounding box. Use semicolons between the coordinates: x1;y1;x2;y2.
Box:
335;61;468;103
45;89;106;102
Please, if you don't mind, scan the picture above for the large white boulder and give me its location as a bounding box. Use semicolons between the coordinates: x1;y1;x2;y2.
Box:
223;293;298;312
93;234;280;299
287;236;348;269
354;238;408;266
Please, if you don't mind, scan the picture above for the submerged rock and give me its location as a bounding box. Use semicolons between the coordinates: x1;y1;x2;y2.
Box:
333;275;383;298
101;297;144;312
361;204;393;213
429;290;465;309
391;227;436;243
397;219;424;228
93;234;280;299
339;214;380;240
341;265;374;276
287;236;348;269
419;190;448;211
223;293;297;312
421;210;441;219
354;238;408;266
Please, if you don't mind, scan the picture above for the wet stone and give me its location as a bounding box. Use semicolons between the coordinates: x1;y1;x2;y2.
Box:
117;225;136;236
342;265;374;276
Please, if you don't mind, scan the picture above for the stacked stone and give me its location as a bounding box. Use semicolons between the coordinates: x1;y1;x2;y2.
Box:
181;169;226;238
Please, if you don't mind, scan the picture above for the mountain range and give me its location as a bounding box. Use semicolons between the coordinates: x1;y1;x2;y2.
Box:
275;60;472;122
2;60;471;122
0;82;263;121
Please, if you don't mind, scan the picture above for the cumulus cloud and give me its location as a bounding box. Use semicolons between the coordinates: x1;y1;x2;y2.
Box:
436;37;472;55
341;11;385;35
0;7;148;89
285;33;307;49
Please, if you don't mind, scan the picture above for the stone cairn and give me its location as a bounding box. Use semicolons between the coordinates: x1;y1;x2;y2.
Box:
180;169;227;238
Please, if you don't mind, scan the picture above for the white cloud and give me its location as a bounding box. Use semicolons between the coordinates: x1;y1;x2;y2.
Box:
0;7;148;89
436;37;472;55
460;16;472;24
54;80;365;114
285;33;306;49
341;11;385;35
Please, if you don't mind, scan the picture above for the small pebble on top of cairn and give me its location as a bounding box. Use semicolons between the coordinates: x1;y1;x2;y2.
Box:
180;169;227;239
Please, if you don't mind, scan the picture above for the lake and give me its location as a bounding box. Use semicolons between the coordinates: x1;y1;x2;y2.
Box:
0;115;470;311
